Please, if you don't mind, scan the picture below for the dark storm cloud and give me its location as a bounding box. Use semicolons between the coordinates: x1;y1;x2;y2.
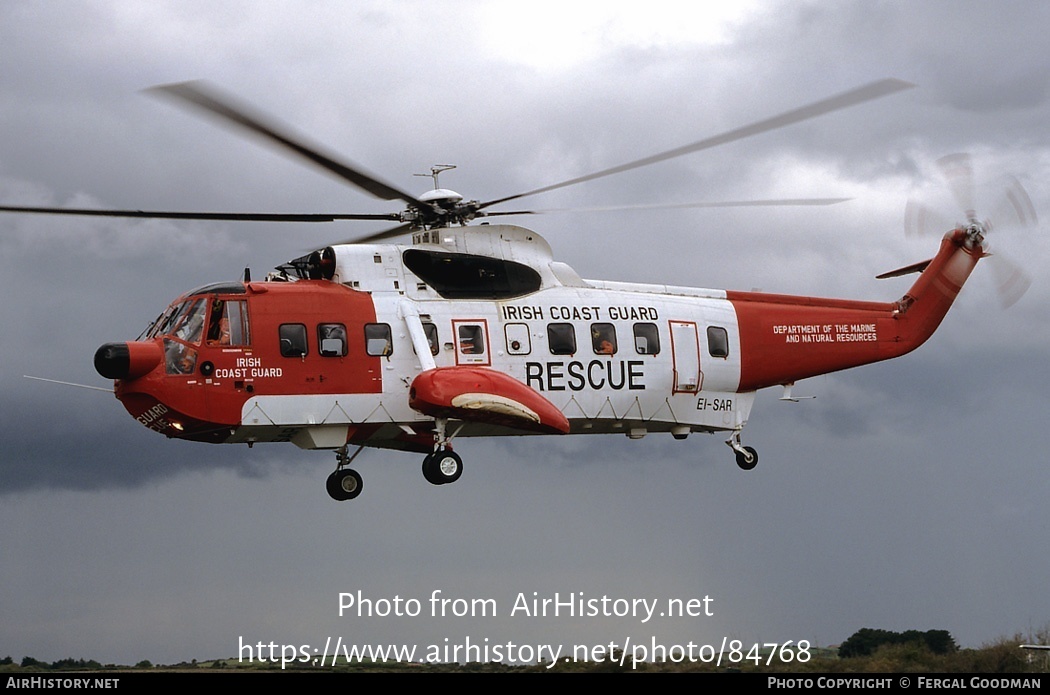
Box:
1;0;1049;665
2;1;1045;490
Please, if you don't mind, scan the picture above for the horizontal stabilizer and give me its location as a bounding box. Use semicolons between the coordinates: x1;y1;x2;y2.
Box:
876;258;932;279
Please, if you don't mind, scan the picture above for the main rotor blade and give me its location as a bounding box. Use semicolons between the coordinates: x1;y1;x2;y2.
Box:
481;78;914;210
148;81;422;209
481;198;851;217
342;221;416;244
0;205;401;222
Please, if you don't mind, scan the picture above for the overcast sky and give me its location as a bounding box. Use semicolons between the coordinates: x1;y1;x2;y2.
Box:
2;1;1049;666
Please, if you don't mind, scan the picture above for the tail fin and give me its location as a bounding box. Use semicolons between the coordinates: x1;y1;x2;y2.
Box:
891;228;983;352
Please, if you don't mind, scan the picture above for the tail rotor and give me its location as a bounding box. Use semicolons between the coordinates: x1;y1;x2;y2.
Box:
905;153;1037;307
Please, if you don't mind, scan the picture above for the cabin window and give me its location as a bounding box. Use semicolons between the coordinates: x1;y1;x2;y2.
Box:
707;326;729;358
423;322;439;356
590;323;617;355
279;324;308;357
364;323;393;356
410;322;440;357
633;323;660;355
207;299;250;346
505;323;531;355
318;323;348;357
458;324;485;355
547;323;576;355
452;320;489;365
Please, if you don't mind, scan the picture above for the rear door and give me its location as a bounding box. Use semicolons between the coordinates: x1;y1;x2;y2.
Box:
669;320;702;394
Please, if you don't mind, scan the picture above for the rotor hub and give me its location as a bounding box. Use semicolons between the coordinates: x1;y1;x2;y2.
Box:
418;188;464;207
962;218;988;247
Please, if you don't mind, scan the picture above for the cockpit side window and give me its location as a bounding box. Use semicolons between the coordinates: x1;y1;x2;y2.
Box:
208;298;251;346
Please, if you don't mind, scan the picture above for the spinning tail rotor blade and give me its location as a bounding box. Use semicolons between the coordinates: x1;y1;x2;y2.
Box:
987;173;1038;229
982;172;1036;307
905;153;1038;307
904;200;955;237
937;153;977;218
988;253;1031;309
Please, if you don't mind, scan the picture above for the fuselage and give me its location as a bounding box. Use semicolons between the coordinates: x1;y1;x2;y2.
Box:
96;223;981;454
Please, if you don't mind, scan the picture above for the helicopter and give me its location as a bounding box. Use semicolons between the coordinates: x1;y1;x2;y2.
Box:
4;78;1034;501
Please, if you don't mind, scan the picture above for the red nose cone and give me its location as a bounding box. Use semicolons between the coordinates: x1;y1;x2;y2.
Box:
94;341;163;380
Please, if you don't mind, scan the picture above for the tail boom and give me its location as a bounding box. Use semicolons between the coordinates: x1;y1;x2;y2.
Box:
728;229;981;391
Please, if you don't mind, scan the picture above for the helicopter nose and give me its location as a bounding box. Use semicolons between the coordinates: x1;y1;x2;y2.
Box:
94;341;163;380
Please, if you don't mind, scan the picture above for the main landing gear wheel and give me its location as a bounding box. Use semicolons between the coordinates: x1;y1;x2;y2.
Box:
422;450;463;485
326;468;363;501
735;446;758;471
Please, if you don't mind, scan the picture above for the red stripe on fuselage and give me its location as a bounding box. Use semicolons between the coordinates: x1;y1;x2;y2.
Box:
116;280;380;439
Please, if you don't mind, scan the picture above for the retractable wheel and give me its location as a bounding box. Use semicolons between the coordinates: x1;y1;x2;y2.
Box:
422;450;463;485
326;468;363;500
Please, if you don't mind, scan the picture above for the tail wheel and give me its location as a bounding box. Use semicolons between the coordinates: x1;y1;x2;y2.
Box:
735;446;758;471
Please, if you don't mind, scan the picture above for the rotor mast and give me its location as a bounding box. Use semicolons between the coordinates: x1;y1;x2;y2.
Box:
410;164;474;230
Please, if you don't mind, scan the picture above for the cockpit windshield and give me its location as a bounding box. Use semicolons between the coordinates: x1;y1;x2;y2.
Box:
142;298;207;343
136;293;251;376
140;294;251;345
173;299;206;343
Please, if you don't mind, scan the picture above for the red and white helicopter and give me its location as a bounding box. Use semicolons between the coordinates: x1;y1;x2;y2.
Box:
6;79;1035;500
